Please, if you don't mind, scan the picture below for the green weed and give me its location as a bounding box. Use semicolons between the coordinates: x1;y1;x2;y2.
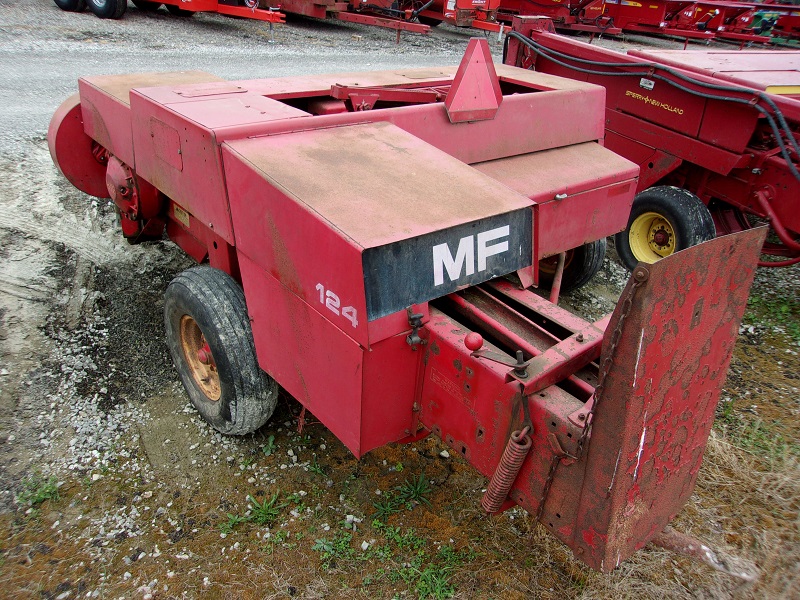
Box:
16;473;59;510
415;563;455;600
248;492;286;526
312;530;356;569
745;291;800;342
261;435;276;457
397;473;432;507
372;473;433;521
308;455;326;476
219;513;248;534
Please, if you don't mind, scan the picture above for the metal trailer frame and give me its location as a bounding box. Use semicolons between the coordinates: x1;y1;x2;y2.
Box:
49;39;765;574
505;16;800;267
496;0;623;36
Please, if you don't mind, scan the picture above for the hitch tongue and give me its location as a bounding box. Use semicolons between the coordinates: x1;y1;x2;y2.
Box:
651;526;758;582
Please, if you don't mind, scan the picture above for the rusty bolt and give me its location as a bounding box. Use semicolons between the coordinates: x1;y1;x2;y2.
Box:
576;333;584;343
633;266;650;282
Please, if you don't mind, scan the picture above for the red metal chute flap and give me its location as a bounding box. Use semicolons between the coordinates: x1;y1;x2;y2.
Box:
571;227;767;571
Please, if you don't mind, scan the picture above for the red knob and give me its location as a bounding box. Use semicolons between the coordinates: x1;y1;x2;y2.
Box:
464;332;484;352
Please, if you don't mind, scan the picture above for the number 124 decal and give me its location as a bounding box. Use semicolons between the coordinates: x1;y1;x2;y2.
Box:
315;284;358;328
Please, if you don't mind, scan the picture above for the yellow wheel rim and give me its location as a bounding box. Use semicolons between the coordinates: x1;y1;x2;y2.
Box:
628;212;676;263
179;315;221;401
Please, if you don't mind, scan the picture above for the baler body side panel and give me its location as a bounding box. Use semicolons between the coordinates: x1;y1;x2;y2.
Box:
237;252;366;456
78;72;222;169
474;142;639;258
129;89;310;246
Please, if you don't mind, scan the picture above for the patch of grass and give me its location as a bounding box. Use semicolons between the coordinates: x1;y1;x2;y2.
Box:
372;473;433;521
373;495;403;521
745;291;800;342
397;473;432;507
16;473;59;511
219;513;248;535
312;530;356;570
308;455;326;476
219;491;287;533
415;563;455;600
260;434;276;457
248;492;286;526
736;419;800;461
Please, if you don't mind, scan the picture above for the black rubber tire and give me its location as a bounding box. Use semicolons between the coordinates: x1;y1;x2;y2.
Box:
417;16;442;27
166;3;195;16
538;238;607;293
87;0;127;18
614;186;716;271
132;0;162;10
164;266;278;436
54;0;87;12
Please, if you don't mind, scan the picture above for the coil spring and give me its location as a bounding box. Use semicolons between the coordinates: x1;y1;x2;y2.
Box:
481;427;532;514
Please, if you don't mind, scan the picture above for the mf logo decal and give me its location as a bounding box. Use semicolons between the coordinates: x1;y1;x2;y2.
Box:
362;210;532;321
432;225;510;286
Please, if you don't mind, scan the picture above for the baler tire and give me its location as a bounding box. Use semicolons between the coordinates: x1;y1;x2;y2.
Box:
615;186;716;271
417;16;442;27
132;0;163;10
53;0;87;12
538;238;607;293
87;0;127;18
166;4;195;16
164;266;278;436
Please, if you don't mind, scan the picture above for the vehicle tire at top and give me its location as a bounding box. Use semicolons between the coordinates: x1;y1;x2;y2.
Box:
614;186;716;271
53;0;88;12
166;3;195;16
86;0;127;18
164;266;279;436
132;0;163;11
538;238;607;293
417;16;442;27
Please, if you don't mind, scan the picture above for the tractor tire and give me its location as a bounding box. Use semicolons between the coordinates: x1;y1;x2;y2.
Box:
53;0;87;12
164;266;278;436
538;238;607;293
166;4;195;16
132;0;162;10
417;16;442;27
615;186;716;271
87;0;127;18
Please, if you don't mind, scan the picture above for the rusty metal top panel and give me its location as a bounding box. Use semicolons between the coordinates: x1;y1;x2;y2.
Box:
166;94;309;129
572;227;767;571
224;121;533;249
81;71;224;107
135;63;602;107
628;49;800;95
473;142;639;202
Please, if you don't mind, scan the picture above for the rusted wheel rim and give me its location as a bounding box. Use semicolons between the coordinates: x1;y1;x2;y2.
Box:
629;211;676;263
179;315;221;401
539;249;574;275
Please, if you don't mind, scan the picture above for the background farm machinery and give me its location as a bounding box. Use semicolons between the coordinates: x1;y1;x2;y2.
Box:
506;16;800;269
48;38;765;574
48;0;800;44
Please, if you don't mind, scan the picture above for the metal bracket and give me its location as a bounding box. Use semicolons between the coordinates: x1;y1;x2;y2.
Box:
406;309;427;349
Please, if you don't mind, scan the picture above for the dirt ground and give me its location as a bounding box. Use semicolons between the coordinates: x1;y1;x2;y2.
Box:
0;2;799;599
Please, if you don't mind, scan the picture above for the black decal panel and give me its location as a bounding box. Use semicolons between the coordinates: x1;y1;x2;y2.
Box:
362;209;532;321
